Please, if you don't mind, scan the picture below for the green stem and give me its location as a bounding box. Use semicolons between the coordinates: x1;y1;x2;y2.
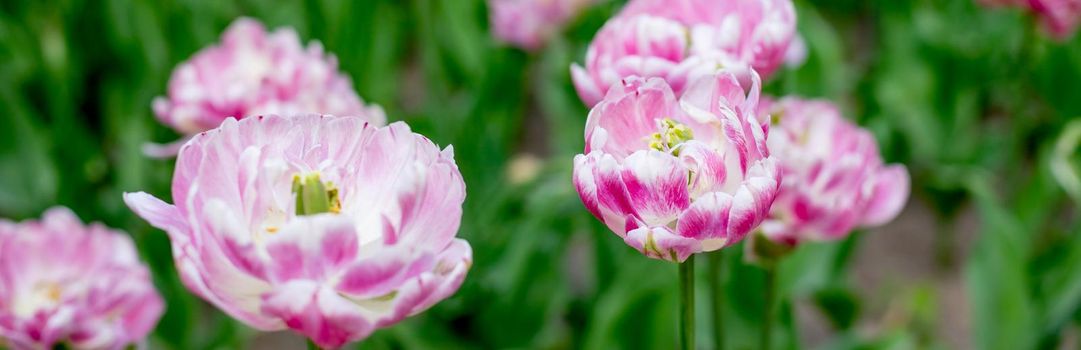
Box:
760;264;777;350
680;254;696;350
708;253;725;350
307;339;320;350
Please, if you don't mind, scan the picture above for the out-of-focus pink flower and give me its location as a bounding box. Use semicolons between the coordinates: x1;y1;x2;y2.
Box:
124;115;470;349
570;15;696;106
489;0;596;50
757;98;909;245
783;35;808;68
150;18;385;156
978;0;1081;39
1029;0;1081;39
571;0;797;106
978;0;1027;6
573;71;780;262
0;208;163;350
622;0;797;77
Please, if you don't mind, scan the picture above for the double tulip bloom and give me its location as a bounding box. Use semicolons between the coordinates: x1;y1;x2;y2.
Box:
758;98;909;245
149;18;385;155
0;208;163;350
573;71;781;262
571;0;798;106
126;115;471;348
488;0;596;50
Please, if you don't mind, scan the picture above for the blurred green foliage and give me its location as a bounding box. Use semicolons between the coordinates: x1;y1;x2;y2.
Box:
1;0;1080;349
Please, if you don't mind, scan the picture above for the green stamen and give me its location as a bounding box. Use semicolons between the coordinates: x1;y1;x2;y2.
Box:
292;172;341;216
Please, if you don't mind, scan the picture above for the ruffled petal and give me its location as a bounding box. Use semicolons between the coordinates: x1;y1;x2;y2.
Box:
260;281;375;349
335;248;433;299
262;215;360;283
571;64;604;107
620;150;691;226
584;77;682;158
676;192;735;251
378;239;472;326
860;165;910;227
624;226;701;262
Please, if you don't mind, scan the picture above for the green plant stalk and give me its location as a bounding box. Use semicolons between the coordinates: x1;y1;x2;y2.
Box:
680;254;696;350
307;339;319;350
761;263;777;350
708;253;725;350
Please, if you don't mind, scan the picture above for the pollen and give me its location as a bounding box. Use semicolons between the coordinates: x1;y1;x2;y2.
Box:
44;283;61;302
647;118;694;155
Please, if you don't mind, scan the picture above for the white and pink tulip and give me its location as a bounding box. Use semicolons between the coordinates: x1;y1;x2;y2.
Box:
571;0;798;106
573;71;781;262
758;98;910;245
149;18;385;156
0;208;164;350
488;0;596;50
125;115;471;349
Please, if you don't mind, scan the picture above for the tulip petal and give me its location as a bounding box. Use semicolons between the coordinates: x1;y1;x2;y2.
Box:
860;165;910;227
261;281;375;349
571;64;604;107
676;192;735;251
584;77;681;158
123;192;190;240
625;226;701;262
378;238;472;326
263;216;360;283
620;150;691;226
335;248;434;299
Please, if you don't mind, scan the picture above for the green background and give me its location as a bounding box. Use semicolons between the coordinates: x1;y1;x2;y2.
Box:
1;0;1080;349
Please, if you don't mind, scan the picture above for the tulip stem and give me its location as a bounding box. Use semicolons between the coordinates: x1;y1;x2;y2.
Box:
306;339;320;350
760;263;777;350
680;254;695;350
708;253;725;350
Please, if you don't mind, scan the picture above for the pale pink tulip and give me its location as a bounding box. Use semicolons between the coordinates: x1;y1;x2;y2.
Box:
125;115;470;349
149;18;385;156
573;71;780;262
489;0;596;50
571;15;694;106
571;0;797;106
0;208;163;350
758;98;910;245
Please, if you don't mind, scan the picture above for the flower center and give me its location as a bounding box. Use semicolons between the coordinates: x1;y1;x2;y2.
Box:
648;118;694;155
292;172;341;216
13;281;62;317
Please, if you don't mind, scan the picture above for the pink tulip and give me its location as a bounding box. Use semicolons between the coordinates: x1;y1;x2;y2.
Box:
978;0;1027;6
0;208;163;350
124;115;471;349
978;0;1081;39
149;18;385;156
573;71;780;262
571;0;798;106
488;0;596;50
1029;0;1081;39
570;15;694;106
621;0;797;78
757;98;910;245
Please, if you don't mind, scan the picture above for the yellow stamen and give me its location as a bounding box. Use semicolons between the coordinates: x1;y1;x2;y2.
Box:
647;118;694;155
44;283;61;302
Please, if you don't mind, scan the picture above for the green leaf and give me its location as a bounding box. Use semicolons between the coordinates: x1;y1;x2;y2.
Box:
964;174;1036;350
